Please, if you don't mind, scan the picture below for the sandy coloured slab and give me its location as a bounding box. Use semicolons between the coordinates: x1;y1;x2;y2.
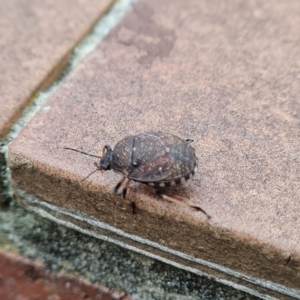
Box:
8;0;300;293
0;0;114;138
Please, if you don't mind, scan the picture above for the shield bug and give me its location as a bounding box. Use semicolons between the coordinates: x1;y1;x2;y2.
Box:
64;131;210;218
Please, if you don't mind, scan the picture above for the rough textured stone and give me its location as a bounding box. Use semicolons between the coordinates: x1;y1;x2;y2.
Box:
8;0;300;291
0;0;114;138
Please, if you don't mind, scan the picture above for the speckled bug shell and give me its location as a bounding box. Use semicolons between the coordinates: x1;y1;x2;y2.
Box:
110;132;198;187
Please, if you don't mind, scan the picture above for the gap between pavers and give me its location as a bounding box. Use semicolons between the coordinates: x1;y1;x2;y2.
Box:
0;0;138;203
0;0;117;139
13;189;300;300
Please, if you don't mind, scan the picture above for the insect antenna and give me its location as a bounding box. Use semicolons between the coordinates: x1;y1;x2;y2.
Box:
64;148;102;181
63;147;101;159
80;164;101;182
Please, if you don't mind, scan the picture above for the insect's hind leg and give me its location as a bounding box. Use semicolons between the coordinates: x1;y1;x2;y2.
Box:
155;191;211;219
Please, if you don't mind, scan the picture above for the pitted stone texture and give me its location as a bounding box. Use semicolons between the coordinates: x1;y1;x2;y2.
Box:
8;0;300;291
0;0;113;138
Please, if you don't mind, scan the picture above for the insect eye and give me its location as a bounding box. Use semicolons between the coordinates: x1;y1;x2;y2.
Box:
186;138;194;144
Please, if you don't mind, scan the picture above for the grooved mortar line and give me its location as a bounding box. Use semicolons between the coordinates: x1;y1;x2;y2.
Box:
17;189;300;300
0;0;137;200
17;189;278;300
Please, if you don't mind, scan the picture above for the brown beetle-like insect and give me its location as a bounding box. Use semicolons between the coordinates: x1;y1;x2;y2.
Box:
64;131;210;218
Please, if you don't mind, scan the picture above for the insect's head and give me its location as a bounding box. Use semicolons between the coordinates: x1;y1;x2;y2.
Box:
63;145;113;181
99;145;113;170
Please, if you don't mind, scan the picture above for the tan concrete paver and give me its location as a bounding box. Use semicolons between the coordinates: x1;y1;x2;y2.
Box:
8;0;300;291
0;0;114;138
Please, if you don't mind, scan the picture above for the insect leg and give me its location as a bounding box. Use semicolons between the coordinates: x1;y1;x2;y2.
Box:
120;179;131;200
155;191;211;219
113;178;135;213
131;202;137;214
113;177;126;194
